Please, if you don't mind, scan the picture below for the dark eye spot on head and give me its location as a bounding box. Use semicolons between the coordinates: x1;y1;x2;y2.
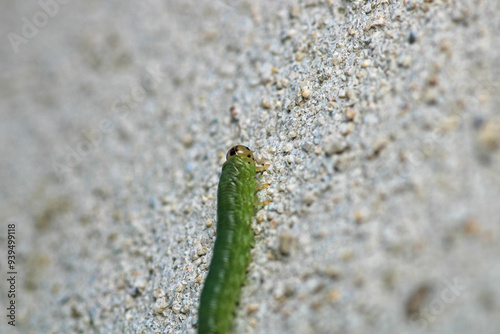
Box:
229;147;236;156
245;146;250;150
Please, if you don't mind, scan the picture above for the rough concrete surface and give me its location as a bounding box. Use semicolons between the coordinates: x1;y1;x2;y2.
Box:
0;0;499;333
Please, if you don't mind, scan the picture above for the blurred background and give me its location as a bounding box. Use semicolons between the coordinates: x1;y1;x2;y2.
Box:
0;1;499;333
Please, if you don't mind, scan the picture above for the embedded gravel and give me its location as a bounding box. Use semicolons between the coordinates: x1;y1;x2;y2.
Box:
0;1;499;333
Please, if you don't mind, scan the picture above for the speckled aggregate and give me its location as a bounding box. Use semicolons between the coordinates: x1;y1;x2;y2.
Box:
0;0;499;334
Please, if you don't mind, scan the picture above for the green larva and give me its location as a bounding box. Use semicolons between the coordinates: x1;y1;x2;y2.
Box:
198;145;268;334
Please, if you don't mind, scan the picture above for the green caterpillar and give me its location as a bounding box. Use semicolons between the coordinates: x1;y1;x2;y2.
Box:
198;145;269;334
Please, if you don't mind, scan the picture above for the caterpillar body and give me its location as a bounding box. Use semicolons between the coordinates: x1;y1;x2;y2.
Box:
198;145;267;334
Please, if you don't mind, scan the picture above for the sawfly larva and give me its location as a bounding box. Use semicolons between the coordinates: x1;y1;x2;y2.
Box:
198;145;269;334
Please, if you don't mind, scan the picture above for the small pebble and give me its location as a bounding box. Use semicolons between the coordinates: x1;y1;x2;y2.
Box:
172;304;181;314
283;143;294;153
276;203;284;214
440;38;452;52
175;281;187;293
153;298;169;314
422;88;438;104
323;135;347;155
338;88;346;98
323;266;343;280
261;97;271;109
340;250;354;261
360;60;371;68
354;208;368;224
279;231;294;256
408;31;417;44
328;289;341;303
346;88;355;99
247;302;259;314
134;277;147;291
478;120;500;150
256;210;267;223
197;247;207;256
302;142;314;153
372;137;390;155
182;133;193;147
229;106;241;122
406;284;433;319
331;53;341;66
125;295;134;310
339;123;354;135
301;88;312;99
296;52;305;61
463;218;481;235
344;109;355;121
399;54;412;68
303;191;318;205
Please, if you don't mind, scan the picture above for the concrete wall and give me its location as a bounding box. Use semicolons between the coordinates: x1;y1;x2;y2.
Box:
1;1;499;333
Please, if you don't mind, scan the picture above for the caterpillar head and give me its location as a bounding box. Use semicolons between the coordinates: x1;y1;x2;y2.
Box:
226;145;255;162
